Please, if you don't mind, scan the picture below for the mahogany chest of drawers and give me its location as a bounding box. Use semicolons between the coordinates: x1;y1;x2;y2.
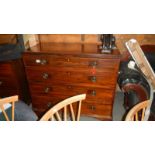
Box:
23;43;120;120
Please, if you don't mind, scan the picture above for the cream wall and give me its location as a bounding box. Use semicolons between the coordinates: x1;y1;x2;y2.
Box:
23;34;155;52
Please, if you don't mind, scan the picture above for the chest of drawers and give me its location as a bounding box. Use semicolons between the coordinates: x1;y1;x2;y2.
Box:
23;43;120;120
0;59;30;103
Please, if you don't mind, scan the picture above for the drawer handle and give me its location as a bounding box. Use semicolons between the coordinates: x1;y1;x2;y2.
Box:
41;59;48;65
35;59;48;65
42;73;49;79
44;87;50;93
0;81;2;85
66;58;70;62
47;102;52;108
66;72;71;76
67;85;73;89
89;76;97;82
88;105;96;111
88;90;96;96
89;61;98;67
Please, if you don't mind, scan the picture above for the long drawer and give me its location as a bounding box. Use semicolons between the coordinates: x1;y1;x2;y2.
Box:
31;95;112;120
25;67;117;88
31;95;68;111
29;84;114;105
23;54;119;70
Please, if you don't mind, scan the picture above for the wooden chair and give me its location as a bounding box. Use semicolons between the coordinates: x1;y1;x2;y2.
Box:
0;95;18;121
40;94;86;121
125;100;149;121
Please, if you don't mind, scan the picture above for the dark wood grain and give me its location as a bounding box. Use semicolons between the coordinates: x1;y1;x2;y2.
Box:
23;53;120;67
25;66;118;88
78;102;113;120
0;59;31;103
31;95;113;120
29;83;114;103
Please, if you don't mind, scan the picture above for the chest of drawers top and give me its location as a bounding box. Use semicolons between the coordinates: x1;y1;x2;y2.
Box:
24;43;120;57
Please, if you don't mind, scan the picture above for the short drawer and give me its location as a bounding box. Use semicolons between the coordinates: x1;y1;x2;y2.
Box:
23;54;119;70
29;84;114;105
81;102;112;120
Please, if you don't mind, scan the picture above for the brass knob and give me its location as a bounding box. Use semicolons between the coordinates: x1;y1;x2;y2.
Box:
41;59;47;65
44;87;50;93
89;76;97;82
42;73;49;79
89;61;98;67
67;85;73;89
66;72;71;76
47;102;52;108
89;90;96;96
35;59;48;65
66;58;70;62
88;105;96;111
35;59;41;64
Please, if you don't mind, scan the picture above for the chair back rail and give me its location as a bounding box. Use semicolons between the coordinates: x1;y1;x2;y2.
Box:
125;100;149;121
40;94;86;121
0;95;18;121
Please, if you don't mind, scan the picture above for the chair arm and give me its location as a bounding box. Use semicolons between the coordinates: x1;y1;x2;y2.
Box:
118;61;150;110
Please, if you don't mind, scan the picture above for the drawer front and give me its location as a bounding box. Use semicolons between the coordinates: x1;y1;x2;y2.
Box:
23;54;118;70
31;95;68;111
81;102;112;120
0;76;17;88
0;76;18;98
25;67;118;88
31;95;112;120
0;62;17;89
0;63;14;76
29;84;114;105
31;95;72;118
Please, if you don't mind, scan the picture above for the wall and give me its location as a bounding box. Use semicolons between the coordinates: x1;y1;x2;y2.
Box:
0;34;17;44
114;34;155;53
23;34;155;52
